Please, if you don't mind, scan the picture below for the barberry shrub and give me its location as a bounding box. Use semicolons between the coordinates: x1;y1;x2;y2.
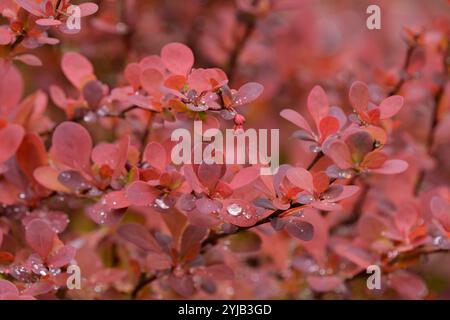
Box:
0;0;449;300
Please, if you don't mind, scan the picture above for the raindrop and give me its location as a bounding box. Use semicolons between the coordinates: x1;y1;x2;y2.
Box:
94;284;105;293
83;111;97;123
297;194;315;204
18;192;27;200
387;250;398;259
310;145;322;153
433;236;443;246
154;197;170;210
98;210;107;224
338;170;352;179
97;105;110;116
227;203;243;217
220;109;236;120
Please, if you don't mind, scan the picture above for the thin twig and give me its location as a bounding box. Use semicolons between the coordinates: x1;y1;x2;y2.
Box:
226;13;256;83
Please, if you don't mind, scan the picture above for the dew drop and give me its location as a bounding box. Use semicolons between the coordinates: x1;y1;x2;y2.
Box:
387;250;398;259
310;145;322;153
154;197;170;210
83;111;97;123
94;284;105;293
227;203;243;217
433;236;443;246
297;194;315;204
18;192;27;200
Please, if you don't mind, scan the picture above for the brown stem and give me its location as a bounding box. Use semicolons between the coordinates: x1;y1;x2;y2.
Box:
131;273;157;300
414;40;449;195
226;14;256;83
307;152;324;170
388;40;417;96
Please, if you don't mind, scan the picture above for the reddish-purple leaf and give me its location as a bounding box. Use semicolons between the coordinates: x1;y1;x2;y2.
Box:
0;124;25;164
15;0;43;16
349;81;369;113
51;122;92;172
286;220;314;241
197;163;224;191
370;159;408;174
13;54;42;66
286;167;314;194
61;52;94;90
389;270;428;300
318;116;339;140
280;109;313;133
229;166;260;190
0;62;23;112
324;141;353;170
307;275;343;292
325;185;359;202
179;225;208;263
161;42;194;75
83;80;105;109
140;68;163;97
431;197;450;231
103;190;130;210
307;85;329;124
124;63;141;90
394;204;418;235
25;219;56;259
125;181;158;206
79;3;99;17
220;199;258;227
143;142;166;171
118;223;161;253
378;95;404;119
36;18;62;26
47;245;76;268
234;82;264;106
0;280;19;298
168;273;195;297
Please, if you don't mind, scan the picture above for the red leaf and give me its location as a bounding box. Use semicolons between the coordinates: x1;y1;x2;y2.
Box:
307;275;343;292
370;159;408;174
378;95;404;119
13;54;42;66
229;166;260;190
161;42;194;75
0;280;19;298
318;115;339;141
389;271;428;300
0;62;23;113
143;142;166;171
25;219;56;259
61;52;95;90
0;124;25;164
280;109;313;133
220;199;258;227
307;85;329;125
79;3;99;17
234;82;264;106
431;197;450;231
286;220;314;241
140;68;163;97
349;81;369;114
118;224;161;253
48;246;76;268
51;122;92;173
286;167;314;194
179;225;208;263
125;181;158;206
